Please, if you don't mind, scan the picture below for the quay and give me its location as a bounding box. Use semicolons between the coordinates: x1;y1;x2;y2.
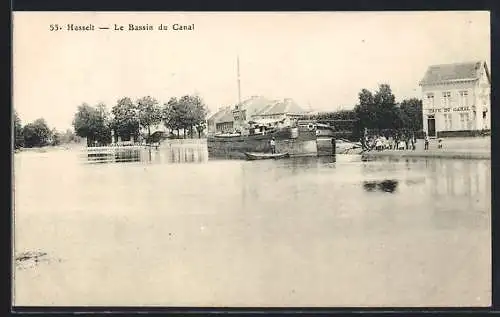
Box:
363;149;490;160
362;137;490;160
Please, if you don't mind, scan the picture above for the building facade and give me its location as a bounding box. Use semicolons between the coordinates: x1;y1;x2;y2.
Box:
207;106;233;134
419;61;490;138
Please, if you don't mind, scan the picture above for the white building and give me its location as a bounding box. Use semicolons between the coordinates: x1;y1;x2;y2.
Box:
419;61;490;137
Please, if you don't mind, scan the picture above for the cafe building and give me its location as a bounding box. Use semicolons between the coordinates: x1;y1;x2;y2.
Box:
419;61;490;137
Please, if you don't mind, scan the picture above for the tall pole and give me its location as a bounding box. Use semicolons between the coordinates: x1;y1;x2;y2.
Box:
237;55;242;105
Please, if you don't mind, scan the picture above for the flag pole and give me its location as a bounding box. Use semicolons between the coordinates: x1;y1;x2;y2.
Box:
237;55;242;105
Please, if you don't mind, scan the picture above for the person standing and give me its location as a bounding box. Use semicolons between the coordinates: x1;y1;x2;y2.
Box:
424;134;429;150
270;137;276;154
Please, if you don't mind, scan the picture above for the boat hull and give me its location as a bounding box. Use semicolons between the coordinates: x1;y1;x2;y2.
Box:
207;126;317;159
244;152;290;160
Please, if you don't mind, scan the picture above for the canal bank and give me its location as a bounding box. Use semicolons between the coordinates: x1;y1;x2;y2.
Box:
361;136;490;160
362;149;490;160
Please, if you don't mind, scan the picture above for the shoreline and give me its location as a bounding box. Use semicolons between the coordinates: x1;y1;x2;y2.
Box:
14;144;81;153
361;150;490;160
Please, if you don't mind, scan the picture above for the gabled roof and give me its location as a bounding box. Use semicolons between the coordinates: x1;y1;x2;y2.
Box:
240;96;276;117
419;61;490;86
218;111;234;124
256;98;305;116
211;96;306;124
208;106;232;123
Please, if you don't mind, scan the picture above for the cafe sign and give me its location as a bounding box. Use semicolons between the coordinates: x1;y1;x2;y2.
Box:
427;106;470;114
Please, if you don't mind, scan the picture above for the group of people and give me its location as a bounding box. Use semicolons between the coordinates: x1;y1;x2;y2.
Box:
362;132;441;152
363;133;417;152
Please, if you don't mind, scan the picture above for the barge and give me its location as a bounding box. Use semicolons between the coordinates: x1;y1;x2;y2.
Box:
207;122;318;159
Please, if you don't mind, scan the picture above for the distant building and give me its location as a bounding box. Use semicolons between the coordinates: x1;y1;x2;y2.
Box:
207;96;308;135
419;60;490;137
251;98;306;120
207;106;234;134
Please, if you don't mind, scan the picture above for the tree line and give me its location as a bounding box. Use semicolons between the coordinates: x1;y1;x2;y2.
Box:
15;85;420;148
14;110;80;149
309;84;423;140
72;94;209;146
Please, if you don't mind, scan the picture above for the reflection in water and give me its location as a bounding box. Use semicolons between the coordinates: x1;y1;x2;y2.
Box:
114;149;141;163
83;144;208;165
404;177;426;186
424;159;491;231
86;149;141;164
363;180;398;193
14;146;491;307
426;159;490;198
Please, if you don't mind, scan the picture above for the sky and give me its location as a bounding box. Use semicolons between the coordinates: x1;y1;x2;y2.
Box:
13;11;490;130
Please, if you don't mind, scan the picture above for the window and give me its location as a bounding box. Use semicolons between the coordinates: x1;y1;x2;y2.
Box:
460;113;469;130
426;93;435;107
459;91;469;106
444;113;453;130
442;91;451;107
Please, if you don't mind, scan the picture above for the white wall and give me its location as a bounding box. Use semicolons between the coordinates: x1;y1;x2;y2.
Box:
421;79;488;134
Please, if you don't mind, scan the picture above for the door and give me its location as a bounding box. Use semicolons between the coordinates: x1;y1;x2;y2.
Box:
427;118;436;137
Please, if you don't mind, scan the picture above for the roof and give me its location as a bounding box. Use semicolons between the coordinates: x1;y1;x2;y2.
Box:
211;96;306;124
240;96;276;117
419;61;490;86
256;98;305;116
217;111;234;123
208;106;232;123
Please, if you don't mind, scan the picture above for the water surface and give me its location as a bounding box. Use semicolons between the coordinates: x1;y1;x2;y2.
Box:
13;143;491;307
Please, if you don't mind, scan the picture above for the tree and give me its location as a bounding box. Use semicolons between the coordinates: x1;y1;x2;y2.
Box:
51;128;61;146
374;84;396;106
358;88;375;106
14;110;24;148
137;96;162;139
23;118;51;147
72;103;111;146
94;103;112;145
354;88;377;133
22;124;38;148
60;129;79;144
162;95;209;138
178;95;208;138
163;97;187;137
354;84;401;136
373;84;398;130
111;97;140;141
399;98;423;132
185;95;209;138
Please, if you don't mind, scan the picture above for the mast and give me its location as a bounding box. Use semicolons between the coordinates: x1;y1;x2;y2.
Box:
237;55;242;105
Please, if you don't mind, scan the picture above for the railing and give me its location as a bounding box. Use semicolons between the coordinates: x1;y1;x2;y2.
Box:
166;138;207;145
